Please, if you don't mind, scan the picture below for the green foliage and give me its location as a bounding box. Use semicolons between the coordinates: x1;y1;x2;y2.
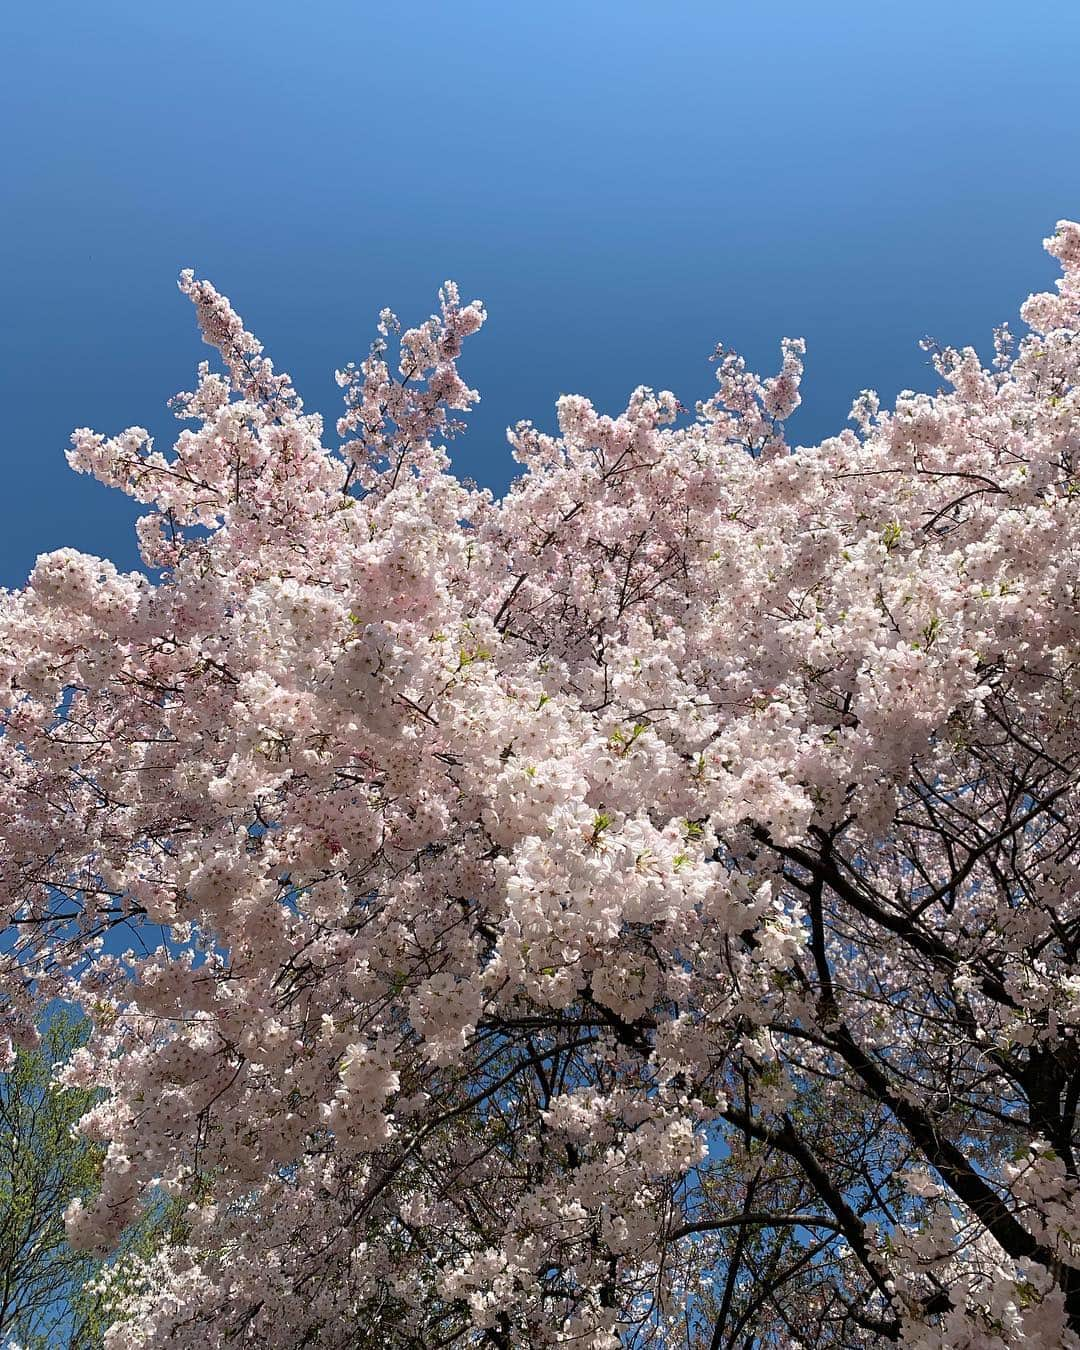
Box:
0;1009;181;1349
0;1008;104;1347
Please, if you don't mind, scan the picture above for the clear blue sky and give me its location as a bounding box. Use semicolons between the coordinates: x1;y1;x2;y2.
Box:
2;0;1078;586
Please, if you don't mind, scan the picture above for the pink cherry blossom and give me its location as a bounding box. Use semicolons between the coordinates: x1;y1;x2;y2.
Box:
2;225;1080;1346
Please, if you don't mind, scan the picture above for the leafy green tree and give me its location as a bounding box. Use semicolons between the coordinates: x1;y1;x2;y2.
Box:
0;1010;181;1349
0;1008;105;1346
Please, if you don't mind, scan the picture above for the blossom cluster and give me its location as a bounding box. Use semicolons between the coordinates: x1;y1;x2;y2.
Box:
2;223;1080;1346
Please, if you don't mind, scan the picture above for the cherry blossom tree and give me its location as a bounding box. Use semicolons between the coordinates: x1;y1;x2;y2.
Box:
1;222;1080;1347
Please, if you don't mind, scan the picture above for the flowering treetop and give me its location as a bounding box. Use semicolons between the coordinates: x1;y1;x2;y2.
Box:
1;224;1080;1347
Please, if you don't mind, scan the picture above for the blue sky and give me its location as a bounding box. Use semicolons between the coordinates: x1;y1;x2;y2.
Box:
1;0;1078;587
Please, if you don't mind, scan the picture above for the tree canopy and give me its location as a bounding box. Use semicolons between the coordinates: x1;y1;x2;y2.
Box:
1;224;1080;1347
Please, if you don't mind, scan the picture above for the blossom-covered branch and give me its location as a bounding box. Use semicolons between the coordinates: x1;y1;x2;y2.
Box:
2;223;1080;1347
